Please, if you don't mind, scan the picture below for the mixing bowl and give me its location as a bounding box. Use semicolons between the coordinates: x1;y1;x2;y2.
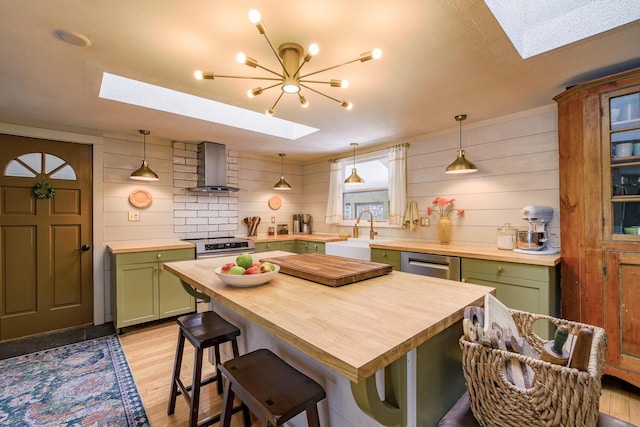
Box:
515;230;546;250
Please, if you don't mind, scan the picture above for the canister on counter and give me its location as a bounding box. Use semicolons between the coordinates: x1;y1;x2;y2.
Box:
497;223;516;250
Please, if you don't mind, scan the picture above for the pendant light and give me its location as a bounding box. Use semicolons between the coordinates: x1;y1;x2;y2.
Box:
273;153;292;190
344;143;365;184
445;114;478;174
130;130;159;181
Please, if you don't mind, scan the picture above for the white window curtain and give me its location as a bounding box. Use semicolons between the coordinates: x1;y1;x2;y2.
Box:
325;160;343;224
388;144;407;225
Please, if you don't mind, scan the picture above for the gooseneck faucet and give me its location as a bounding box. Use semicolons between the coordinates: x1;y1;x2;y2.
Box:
353;209;378;239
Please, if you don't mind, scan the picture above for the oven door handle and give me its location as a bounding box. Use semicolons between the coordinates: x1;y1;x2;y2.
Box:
180;279;211;303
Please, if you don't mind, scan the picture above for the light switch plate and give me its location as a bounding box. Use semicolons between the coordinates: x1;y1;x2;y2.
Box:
128;211;140;221
420;217;430;227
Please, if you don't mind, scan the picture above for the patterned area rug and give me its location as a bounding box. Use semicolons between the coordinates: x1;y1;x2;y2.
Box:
0;335;149;426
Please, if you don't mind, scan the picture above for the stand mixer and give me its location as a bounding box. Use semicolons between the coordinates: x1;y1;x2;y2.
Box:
513;205;558;255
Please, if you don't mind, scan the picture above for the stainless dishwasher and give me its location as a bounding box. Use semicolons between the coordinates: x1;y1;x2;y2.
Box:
400;251;461;281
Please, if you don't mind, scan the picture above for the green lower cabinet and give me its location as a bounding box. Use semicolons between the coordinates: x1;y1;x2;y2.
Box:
296;240;309;253
461;258;559;339
254;241;282;252
371;248;400;270
111;248;195;332
295;240;325;254
307;241;325;254
281;240;297;253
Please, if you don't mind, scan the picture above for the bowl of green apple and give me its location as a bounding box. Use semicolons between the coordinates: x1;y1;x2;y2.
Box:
215;253;279;287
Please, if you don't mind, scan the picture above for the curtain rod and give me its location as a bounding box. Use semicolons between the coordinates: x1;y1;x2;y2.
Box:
328;142;409;163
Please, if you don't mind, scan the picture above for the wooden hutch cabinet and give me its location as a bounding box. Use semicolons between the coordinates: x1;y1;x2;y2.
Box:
555;66;640;387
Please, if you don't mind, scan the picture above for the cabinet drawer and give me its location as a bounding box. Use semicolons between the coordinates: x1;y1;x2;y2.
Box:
371;248;400;263
255;241;282;252
371;248;400;270
308;242;325;254
114;248;194;265
462;258;549;282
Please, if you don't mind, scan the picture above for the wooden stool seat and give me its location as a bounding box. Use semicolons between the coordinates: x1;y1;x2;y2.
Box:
168;311;250;427
219;348;326;427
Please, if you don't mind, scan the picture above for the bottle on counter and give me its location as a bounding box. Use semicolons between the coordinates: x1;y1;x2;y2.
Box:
293;214;299;235
497;223;516;250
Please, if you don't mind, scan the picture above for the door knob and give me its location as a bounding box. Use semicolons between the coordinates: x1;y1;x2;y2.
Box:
81;244;91;251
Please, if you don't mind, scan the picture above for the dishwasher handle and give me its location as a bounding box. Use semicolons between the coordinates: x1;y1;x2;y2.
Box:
406;259;450;270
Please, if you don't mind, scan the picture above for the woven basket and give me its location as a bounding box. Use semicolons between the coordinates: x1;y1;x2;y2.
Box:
459;309;606;427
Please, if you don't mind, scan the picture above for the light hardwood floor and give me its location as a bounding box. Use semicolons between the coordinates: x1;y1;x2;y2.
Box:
120;318;640;426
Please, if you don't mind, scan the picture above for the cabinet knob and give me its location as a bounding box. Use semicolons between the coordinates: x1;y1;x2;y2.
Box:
461;278;467;282
497;266;503;273
266;244;271;248
157;253;162;259
382;252;387;258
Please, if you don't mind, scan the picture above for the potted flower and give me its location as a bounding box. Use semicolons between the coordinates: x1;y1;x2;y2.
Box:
428;197;464;244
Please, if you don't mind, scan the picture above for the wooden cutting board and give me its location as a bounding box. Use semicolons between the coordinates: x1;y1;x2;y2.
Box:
259;253;393;287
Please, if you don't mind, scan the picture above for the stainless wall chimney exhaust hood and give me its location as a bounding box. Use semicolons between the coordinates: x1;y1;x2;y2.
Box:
188;142;240;192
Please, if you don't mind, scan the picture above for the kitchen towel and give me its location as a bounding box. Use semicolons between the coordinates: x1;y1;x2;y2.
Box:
404;200;419;231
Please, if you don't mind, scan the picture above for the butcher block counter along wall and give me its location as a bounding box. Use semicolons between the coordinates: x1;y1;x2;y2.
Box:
164;250;495;427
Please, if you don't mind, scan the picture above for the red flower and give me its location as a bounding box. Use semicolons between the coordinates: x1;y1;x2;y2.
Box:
428;197;463;218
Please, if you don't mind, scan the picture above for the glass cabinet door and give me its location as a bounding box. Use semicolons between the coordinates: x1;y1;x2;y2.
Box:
605;88;640;239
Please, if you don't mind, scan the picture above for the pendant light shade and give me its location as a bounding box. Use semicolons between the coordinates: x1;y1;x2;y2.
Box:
130;130;159;181
445;114;478;174
273;153;292;190
344;143;365;184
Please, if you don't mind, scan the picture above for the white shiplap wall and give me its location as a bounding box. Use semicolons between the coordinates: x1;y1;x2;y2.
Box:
302;105;560;248
103;134;176;241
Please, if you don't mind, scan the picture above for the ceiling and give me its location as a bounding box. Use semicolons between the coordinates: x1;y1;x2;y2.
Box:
1;1;639;161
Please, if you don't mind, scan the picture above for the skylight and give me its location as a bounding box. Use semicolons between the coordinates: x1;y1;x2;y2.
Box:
98;72;319;140
484;0;640;58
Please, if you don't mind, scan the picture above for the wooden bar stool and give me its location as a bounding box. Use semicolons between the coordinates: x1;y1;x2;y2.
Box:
167;311;250;427
219;348;326;427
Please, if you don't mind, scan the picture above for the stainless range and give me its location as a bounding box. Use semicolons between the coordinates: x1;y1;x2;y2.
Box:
183;237;255;259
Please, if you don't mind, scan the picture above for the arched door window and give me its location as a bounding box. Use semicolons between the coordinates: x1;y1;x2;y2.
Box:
4;152;77;180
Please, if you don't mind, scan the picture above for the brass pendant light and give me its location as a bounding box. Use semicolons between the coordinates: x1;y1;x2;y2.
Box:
273;153;292;190
445;114;478;174
130;130;159;181
344;143;365;184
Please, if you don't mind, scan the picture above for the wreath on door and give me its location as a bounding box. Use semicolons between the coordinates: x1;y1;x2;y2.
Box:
33;181;55;199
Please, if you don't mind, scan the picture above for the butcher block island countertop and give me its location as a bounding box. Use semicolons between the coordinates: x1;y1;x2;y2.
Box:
371;240;561;267
163;251;493;383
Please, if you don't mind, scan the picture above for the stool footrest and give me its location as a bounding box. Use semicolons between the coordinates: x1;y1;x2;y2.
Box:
196;404;248;427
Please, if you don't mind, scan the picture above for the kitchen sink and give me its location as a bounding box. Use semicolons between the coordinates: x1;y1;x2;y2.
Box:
325;238;392;261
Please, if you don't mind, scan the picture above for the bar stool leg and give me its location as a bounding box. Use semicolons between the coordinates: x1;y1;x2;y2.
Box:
306;406;321;427
220;379;236;427
213;344;223;395
189;346;205;427
167;330;186;415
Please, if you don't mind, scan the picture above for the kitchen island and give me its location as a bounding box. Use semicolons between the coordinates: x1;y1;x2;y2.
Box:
164;251;494;426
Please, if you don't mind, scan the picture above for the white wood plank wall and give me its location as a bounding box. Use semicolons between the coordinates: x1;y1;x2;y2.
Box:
102;134;176;241
300;104;560;248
